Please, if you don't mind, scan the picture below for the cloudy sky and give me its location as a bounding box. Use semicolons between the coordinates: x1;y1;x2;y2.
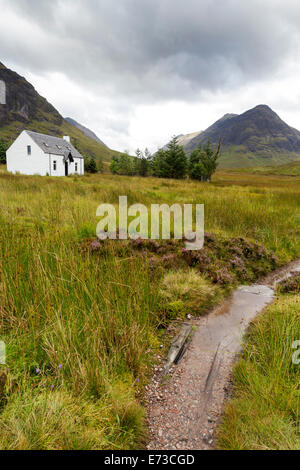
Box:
1;0;300;152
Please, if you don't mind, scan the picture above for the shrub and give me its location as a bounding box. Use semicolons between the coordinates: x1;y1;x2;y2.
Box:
276;272;300;294
159;269;223;320
189;140;221;182
85;157;98;173
0;139;8;164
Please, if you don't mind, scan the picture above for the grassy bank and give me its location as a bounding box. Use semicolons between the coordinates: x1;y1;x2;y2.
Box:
218;292;300;450
229;161;300;176
1;166;300;449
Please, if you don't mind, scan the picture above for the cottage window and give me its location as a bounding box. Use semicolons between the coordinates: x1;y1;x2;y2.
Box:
53;161;57;171
75;163;78;172
27;145;31;155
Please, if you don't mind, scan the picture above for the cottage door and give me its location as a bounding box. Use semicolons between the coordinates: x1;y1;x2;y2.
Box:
65;161;69;176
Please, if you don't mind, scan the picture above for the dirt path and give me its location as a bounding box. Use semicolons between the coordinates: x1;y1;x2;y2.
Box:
146;260;300;450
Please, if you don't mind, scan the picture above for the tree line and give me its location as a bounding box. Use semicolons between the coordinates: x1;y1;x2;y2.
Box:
0;139;8;164
1;135;221;181
109;136;221;181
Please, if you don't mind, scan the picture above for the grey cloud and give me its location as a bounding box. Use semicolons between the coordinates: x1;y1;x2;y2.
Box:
2;0;300;153
1;0;300;102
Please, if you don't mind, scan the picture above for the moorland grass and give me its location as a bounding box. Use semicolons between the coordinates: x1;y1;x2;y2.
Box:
159;269;223;320
218;294;300;450
0;166;300;449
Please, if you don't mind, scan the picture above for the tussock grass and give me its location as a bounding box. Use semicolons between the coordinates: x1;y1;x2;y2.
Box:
0;390;110;450
159;270;223;319
1;166;300;449
218;294;300;450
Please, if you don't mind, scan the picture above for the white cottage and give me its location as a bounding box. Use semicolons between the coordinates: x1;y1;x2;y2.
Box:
6;130;84;176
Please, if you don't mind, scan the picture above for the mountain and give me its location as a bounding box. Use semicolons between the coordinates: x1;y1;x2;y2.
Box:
0;62;119;163
65;117;107;147
176;130;203;147
176;105;300;168
162;130;203;151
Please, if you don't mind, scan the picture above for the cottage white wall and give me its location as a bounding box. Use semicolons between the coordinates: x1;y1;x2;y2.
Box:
49;155;84;176
81;158;85;175
48;154;64;176
6;131;49;175
69;157;84;176
7;131;85;176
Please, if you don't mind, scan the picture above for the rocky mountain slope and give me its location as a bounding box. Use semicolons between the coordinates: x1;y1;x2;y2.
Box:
175;105;300;168
0;62;118;162
176;130;203;147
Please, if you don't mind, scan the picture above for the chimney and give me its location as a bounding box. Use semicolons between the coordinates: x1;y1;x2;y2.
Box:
63;136;70;143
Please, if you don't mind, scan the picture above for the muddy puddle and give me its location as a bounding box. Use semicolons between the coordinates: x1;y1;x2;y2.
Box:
147;259;300;450
187;257;300;365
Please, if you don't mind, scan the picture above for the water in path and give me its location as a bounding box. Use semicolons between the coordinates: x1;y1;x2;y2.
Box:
146;260;300;450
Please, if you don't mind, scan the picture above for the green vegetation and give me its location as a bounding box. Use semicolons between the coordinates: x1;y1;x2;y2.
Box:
218;293;300;450
189;141;221;181
110;137;190;179
85;156;101;174
110;138;221;181
159;270;223;320
152;137;188;179
276;272;300;294
0;139;7;164
110;149;152;177
0;120;121;167
110;152;136;176
1;166;300;449
136;149;151;177
234;160;300;176
217;147;300;169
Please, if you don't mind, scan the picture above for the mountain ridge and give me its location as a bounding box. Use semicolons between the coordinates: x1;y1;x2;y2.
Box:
175;105;300;168
0;62;119;163
65;117;107;147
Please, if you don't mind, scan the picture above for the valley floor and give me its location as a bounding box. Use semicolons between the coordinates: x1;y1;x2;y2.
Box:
0;166;299;449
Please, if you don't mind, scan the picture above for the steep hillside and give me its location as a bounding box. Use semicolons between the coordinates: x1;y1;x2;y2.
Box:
185;113;237;153
177;105;300;168
176;130;203;147
0;62;118;162
65;117;107;147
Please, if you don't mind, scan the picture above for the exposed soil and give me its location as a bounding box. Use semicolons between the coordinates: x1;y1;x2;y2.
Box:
146;259;300;450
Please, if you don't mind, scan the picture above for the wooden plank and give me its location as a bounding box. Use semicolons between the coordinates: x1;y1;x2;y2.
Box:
163;324;193;374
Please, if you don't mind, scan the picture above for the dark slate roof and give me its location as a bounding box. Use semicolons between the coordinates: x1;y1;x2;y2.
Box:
25;130;84;159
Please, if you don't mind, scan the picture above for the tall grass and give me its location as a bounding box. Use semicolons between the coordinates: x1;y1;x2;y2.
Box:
1;167;300;448
218;294;300;450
